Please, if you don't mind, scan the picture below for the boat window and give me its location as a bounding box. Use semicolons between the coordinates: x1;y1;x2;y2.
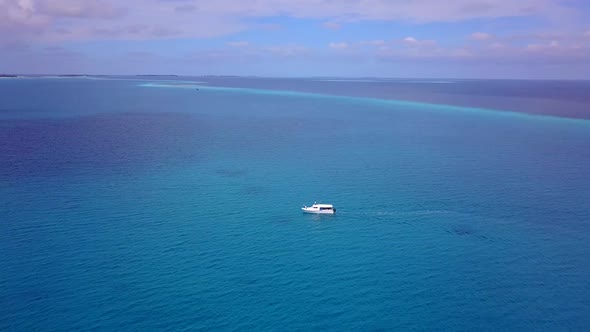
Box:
320;207;333;210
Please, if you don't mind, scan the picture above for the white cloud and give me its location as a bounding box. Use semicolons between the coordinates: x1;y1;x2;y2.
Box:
182;0;577;23
451;48;472;57
35;0;123;19
403;36;417;44
0;0;50;31
361;40;386;46
470;32;494;40
322;21;341;30
228;41;250;47
0;0;583;42
526;40;560;52
329;42;349;49
488;42;506;49
402;36;437;47
263;44;308;57
2;0;589;71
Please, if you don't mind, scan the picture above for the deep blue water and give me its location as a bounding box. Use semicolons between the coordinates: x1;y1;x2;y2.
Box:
1;77;590;330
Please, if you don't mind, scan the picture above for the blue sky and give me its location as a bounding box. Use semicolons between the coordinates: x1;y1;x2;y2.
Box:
1;0;589;78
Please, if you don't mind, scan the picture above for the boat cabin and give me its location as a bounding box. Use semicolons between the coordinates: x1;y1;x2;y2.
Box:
302;203;336;214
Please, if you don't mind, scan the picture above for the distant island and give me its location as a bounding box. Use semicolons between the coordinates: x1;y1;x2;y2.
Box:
58;74;92;77
136;74;179;77
203;75;241;78
0;74;18;78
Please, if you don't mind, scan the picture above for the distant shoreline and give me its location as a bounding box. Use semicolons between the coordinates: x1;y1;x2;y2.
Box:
2;74;589;82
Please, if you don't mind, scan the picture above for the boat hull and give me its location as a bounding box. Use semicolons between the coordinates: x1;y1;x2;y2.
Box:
302;207;335;214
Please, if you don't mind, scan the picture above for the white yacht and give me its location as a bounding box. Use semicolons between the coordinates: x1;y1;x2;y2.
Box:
302;203;336;214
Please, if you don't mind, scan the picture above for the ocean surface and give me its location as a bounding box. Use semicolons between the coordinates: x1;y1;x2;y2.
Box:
1;77;590;331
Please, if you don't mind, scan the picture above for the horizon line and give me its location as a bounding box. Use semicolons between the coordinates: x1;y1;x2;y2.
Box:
2;74;590;82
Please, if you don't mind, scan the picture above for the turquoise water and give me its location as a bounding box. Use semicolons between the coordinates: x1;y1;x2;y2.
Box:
1;78;590;330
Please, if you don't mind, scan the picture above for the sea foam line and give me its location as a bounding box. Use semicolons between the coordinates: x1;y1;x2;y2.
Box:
139;82;590;126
